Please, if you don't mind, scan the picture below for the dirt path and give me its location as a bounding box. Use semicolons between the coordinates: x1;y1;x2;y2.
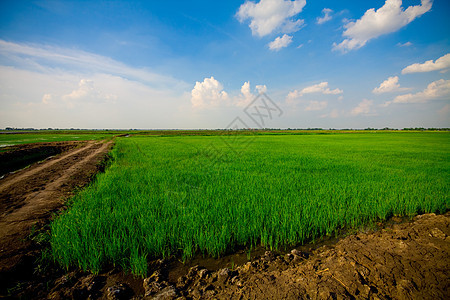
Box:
0;140;113;292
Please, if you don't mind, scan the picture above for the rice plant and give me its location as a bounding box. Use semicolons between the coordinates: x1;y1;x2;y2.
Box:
50;132;450;275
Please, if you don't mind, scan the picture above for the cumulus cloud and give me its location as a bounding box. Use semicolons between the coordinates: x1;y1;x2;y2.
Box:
317;8;333;24
384;79;450;106
402;53;450;74
236;0;306;37
333;0;432;52
62;79;117;108
255;84;267;94
63;79;95;100
305;101;327;111
190;79;268;109
351;99;374;116
287;82;343;100
234;81;267;107
372;76;408;94
268;34;293;51
191;77;229;108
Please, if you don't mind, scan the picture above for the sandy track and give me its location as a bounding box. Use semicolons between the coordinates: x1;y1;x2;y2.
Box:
0;140;113;278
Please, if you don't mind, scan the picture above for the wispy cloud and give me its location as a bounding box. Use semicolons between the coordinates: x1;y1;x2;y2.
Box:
397;41;412;47
0;40;193;128
0;39;187;89
350;99;374;116
287;82;343;101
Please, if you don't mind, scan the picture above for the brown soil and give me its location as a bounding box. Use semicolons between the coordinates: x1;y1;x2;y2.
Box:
0;141;79;177
23;214;450;300
0;141;448;299
0;140;113;295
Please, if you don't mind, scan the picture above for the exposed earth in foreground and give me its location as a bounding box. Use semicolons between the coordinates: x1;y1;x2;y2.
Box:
0;141;448;299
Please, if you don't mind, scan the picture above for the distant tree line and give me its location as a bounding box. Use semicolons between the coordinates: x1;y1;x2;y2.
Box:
2;127;449;131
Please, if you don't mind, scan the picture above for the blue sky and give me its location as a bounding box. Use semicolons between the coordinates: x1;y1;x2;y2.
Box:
0;0;449;129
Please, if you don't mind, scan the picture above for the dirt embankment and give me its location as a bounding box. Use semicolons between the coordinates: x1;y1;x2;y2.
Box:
0;142;80;178
0;140;113;295
39;213;448;300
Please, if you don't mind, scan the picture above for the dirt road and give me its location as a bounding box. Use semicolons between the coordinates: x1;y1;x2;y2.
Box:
0;140;113;293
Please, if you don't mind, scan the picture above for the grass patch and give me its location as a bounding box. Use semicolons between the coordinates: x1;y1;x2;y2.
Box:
50;132;449;275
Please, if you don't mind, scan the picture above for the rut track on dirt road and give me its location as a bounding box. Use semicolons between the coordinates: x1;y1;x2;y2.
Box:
0;141;96;193
0;140;113;282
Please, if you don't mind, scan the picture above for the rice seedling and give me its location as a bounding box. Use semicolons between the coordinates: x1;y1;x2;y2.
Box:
50;132;449;275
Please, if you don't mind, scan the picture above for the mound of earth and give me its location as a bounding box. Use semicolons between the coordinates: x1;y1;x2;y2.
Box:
40;212;450;299
0;141;80;177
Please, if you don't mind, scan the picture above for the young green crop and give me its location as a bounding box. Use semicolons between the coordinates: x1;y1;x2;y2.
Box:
50;132;449;275
0;132;116;147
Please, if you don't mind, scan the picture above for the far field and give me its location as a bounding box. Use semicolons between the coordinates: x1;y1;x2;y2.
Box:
49;132;449;275
0;132;116;147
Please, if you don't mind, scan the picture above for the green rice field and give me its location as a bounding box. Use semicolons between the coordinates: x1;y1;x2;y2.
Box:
50;132;449;275
0;132;116;147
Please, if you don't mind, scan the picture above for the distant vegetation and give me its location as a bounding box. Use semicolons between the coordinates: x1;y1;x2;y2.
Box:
49;132;449;276
0;133;116;147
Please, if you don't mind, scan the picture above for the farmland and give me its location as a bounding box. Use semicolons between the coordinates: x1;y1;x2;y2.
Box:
0;131;117;148
49;132;449;276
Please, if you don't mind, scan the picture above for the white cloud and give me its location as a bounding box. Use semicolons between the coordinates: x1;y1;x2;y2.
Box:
333;0;432;52
351;99;374;116
191;77;229;108
235;81;253;107
402;53;450;74
42;93;51;104
0;66;190;129
268;34;293;51
255;84;267;94
372;76;408;94
0;40;197;128
234;81;267;107
190;79;268;109
0;39;186;89
236;0;306;37
61;79;117;108
317;8;333;24
320;109;340;118
63;79;95;100
305;100;327;111
287;82;343;100
397;41;412;47
385;79;450;105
